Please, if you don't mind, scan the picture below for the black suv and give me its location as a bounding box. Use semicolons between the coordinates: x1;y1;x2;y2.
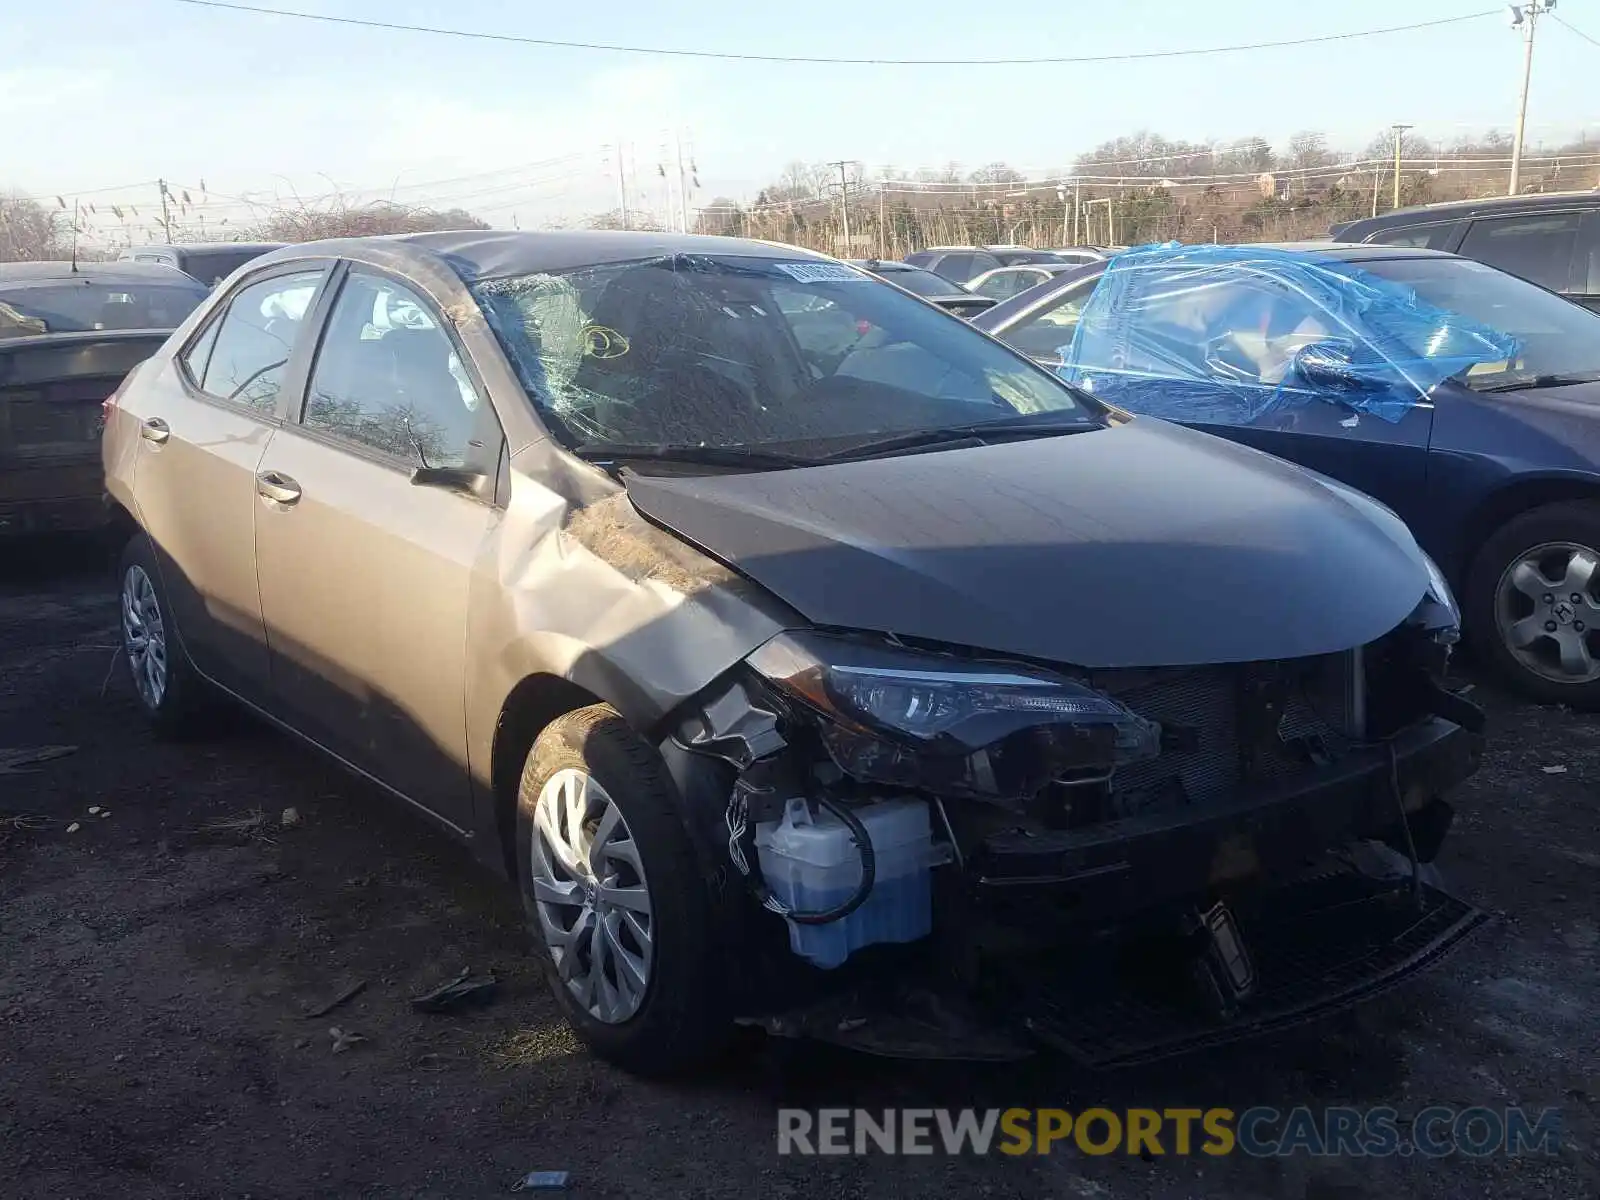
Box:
1330;192;1600;312
904;245;1067;285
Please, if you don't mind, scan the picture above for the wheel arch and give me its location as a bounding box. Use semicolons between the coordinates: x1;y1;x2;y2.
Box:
488;672;607;880
1457;474;1600;582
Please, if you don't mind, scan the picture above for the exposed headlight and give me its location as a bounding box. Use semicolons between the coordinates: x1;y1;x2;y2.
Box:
747;631;1160;801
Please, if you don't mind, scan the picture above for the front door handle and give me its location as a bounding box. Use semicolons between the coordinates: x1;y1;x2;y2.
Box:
256;471;302;505
140;417;171;444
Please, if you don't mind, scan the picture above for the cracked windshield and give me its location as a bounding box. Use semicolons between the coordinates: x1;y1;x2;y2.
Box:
473;255;1088;456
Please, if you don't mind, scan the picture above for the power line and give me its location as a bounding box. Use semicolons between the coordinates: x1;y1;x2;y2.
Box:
1553;15;1600;50
168;1;1501;66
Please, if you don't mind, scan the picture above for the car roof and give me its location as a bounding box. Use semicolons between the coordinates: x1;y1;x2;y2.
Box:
1252;241;1462;262
258;229;835;282
847;258;922;271
987;261;1079;272
1333;189;1600;232
0;259;209;286
121;241;287;256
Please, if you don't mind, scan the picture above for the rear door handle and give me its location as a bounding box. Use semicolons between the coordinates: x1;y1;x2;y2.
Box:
256;471;302;505
140;417;171;444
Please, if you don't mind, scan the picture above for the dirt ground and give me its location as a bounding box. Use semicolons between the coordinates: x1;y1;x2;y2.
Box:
1;538;1596;1200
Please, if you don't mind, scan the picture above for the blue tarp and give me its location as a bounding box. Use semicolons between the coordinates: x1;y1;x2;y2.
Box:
1055;242;1520;424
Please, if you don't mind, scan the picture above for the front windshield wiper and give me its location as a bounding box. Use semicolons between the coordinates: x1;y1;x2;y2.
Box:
571;442;820;470
818;411;1097;463
1471;371;1600;394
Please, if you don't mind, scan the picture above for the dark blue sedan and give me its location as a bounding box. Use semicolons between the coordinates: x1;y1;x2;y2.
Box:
973;242;1600;707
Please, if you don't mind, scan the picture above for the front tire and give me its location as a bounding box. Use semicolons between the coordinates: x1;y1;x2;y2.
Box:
118;534;210;737
1466;501;1600;708
515;704;731;1076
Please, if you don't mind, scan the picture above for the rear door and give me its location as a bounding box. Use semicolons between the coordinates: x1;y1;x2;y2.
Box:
124;263;332;698
252;264;502;829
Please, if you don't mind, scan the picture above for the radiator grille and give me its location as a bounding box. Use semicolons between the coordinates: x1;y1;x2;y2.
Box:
1097;653;1357;816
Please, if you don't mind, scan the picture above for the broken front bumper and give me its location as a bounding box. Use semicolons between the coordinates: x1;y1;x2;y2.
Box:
741;716;1487;1066
972;715;1479;922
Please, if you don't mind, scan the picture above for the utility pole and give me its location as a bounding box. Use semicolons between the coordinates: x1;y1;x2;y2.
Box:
1391;124;1412;211
1073;180;1081;244
1508;2;1554;196
673;131;690;233
614;141;629;230
157;179;172;243
878;182;887;257
828;160;859;253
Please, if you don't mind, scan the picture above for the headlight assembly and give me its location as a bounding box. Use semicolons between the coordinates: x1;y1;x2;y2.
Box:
747;631;1160;802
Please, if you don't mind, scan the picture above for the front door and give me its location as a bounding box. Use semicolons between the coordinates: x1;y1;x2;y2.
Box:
1016;265;1437;523
253;266;502;830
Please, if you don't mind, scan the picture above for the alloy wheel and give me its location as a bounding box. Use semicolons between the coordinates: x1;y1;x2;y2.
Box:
121;564;168;710
1495;541;1600;684
528;768;655;1024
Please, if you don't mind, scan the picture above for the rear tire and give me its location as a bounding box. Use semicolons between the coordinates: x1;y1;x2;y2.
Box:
515;704;732;1076
1465;501;1600;709
118;534;212;737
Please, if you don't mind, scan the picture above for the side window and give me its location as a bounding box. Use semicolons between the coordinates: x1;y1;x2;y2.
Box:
194;269;326;414
998;284;1097;362
1367;222;1459;250
1458;213;1582;293
934;253;974;281
302;272;483;470
974;271;1023;300
1576;212;1600;298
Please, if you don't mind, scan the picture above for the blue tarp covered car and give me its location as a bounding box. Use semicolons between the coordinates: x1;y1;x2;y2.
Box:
973;241;1600;709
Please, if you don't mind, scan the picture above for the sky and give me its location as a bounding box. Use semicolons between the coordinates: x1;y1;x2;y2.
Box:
2;0;1596;246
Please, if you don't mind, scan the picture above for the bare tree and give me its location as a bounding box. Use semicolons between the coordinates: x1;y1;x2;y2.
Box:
1282;131;1334;172
0;194;69;262
252;201;489;243
589;208;671;232
968;162;1026;184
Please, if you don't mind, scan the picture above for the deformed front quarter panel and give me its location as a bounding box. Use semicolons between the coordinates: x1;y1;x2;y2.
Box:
462;439;801;844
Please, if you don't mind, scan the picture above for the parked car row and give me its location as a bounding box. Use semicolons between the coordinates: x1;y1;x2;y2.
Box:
0;243;284;535
102;228;1490;1079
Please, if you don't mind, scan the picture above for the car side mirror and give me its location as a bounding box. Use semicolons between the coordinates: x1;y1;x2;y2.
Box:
411;466;489;498
1291;339;1389;393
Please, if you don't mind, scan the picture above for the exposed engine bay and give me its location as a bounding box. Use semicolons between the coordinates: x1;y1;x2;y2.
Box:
661;595;1487;1068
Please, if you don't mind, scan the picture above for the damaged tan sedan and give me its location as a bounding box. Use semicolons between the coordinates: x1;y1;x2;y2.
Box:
104;232;1487;1075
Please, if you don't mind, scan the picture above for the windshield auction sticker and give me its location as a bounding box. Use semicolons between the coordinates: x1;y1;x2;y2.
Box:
772;262;871;283
775;1106;1562;1158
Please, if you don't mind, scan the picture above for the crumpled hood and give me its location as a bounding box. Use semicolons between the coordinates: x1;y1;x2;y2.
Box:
622;418;1434;668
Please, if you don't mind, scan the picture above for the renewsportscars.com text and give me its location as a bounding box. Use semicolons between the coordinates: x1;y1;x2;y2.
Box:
776;1106;1562;1158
